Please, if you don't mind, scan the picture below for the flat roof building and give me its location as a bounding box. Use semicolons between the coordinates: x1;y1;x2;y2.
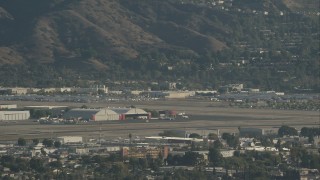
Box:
145;136;203;144
239;127;264;137
57;136;83;144
0;111;30;121
24;106;68;110
0;104;17;110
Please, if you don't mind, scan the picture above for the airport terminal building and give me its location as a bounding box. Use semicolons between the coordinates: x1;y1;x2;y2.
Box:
0;111;30;121
63;108;149;121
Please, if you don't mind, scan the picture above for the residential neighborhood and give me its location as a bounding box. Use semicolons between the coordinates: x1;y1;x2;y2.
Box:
0;126;319;179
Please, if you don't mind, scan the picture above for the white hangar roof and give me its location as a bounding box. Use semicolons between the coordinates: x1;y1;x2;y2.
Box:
63;108;148;120
63;108;117;119
111;108;148;115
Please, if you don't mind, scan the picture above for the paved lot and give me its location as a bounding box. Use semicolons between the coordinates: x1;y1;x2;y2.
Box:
0;99;318;141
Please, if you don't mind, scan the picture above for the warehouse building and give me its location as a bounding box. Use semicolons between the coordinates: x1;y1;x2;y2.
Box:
0;104;17;110
0;111;30;121
57;136;83;144
145;136;203;144
24;106;68;110
239;127;265;137
122;146;169;159
63;108;149;121
63;108;118;121
111;108;149;120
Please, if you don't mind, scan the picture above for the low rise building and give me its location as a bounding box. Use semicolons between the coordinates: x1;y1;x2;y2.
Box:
220;84;244;92
71;85;108;94
0;104;17;109
122;146;169;159
9;88;29;95
239;127;265;137
220;150;235;157
0;111;30;121
57;136;83;144
164;91;195;99
76;148;89;155
145;136;203;144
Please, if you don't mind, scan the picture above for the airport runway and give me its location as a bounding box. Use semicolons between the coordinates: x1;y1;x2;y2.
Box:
0;99;319;141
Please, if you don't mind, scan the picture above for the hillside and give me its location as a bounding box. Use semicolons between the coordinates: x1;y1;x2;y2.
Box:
283;0;319;12
0;0;319;91
0;0;227;66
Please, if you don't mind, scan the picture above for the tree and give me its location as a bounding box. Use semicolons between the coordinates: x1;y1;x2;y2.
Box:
54;141;61;148
189;133;201;139
208;133;219;140
212;140;223;149
41;148;47;156
209;148;223;167
1;155;14;166
248;163;269;179
14;158;29;172
110;164;128;179
221;133;239;148
49;161;62;169
182;151;202;166
18;137;26;146
275;139;282;151
42;138;53;147
32;139;39;145
81;155;91;164
224;157;246;173
138;158;148;170
260;136;273;148
81;105;88;109
30;158;45;173
166;154;189;166
278;125;298;137
284;169;300;180
30;109;51;119
308;135;314;144
128;133;132;147
300;127;320;137
149;110;159;117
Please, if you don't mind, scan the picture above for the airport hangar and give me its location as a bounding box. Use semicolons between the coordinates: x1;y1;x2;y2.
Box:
0;111;30;121
63;108;150;121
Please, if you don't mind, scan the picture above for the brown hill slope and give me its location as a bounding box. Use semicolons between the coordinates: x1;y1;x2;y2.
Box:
0;0;228;68
0;0;317;70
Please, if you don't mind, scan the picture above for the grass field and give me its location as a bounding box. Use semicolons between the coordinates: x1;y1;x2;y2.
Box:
0;99;319;141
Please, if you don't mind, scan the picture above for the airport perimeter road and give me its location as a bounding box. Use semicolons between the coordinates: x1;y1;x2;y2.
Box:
0;100;318;141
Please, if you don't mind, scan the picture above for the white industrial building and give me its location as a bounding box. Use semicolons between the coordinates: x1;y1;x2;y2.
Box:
145;136;204;144
220;150;235;157
57;136;83;144
0;111;30;121
24;106;68;110
111;108;149;120
9;88;29;95
76;148;89;155
63;108;149;121
0;104;17;110
63;108;119;121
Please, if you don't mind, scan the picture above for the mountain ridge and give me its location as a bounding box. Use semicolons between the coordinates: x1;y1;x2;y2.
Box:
0;0;318;91
0;0;231;66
